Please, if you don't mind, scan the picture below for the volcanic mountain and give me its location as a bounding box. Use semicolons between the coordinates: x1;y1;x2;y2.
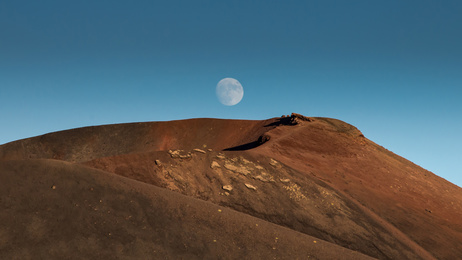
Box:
0;113;461;259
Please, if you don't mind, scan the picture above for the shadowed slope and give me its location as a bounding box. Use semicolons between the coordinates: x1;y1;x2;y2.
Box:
0;159;373;260
0;118;278;162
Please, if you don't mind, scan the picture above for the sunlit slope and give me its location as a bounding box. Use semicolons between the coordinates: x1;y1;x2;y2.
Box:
255;117;462;259
1;114;461;259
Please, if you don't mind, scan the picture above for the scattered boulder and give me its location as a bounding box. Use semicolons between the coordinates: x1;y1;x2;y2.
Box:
245;183;257;190
269;158;281;168
211;161;221;169
168;150;192;159
258;134;271;145
222;185;233;192
155;160;162;167
193;148;206;154
253;172;274;182
254;175;268;182
168;150;180;158
241;157;252;164
216;154;226;160
168;150;177;156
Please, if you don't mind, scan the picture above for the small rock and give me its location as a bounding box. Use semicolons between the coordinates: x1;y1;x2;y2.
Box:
253;172;274;182
269;158;280;167
254;174;274;182
207;149;213;152
168;150;191;159
211;161;221;169
258;134;271;145
222;185;233;192
155;160;162;166
168;150;180;158
254;175;266;182
241;158;251;164
245;183;257;190
280;178;290;183
193;148;206;154
51;185;56;190
216;154;226;160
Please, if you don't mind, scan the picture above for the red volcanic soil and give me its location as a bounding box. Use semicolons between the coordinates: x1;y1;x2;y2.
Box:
1;113;461;259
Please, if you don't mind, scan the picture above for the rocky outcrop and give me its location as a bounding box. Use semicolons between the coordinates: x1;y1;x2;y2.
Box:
289;113;313;125
193;148;206;154
222;185;233;192
168;150;192;159
278;113;314;126
258;134;271;145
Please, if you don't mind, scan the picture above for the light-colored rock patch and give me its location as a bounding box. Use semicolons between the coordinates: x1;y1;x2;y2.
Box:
253;172;274;182
254;175;267;182
222;185;233;192
241;158;251;164
168;150;192;159
269;158;280;167
224;163;251;175
211;161;221;169
193;148;206;154
284;183;306;201
245;183;257;190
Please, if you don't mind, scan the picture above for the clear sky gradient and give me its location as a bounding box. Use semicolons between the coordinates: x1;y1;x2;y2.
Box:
1;1;461;187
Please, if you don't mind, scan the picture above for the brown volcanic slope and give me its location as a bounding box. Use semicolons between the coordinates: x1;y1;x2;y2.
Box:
1;114;461;259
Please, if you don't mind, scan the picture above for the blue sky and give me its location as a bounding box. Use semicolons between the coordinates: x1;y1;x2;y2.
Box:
1;1;461;187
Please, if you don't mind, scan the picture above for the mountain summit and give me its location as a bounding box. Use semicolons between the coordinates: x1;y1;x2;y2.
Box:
1;113;461;259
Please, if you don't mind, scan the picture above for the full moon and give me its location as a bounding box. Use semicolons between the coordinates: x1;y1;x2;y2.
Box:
216;78;244;106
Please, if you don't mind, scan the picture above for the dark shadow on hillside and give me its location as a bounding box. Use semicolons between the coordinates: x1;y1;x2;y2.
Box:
226;114;312;151
224;141;261;151
264;116;293;127
224;134;271;151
